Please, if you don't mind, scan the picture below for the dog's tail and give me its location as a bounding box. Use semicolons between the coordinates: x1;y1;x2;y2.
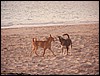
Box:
33;38;37;42
63;33;70;38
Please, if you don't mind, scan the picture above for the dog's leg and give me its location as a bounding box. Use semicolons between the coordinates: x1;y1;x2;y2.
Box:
35;48;39;56
42;48;46;57
34;47;39;56
49;47;56;56
30;47;35;57
71;41;72;49
61;45;64;54
62;48;64;55
66;46;69;55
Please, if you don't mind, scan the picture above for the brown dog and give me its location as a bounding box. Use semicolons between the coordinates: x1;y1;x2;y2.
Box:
57;33;72;55
32;34;56;57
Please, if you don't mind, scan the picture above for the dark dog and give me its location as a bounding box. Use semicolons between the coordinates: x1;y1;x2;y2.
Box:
58;33;72;55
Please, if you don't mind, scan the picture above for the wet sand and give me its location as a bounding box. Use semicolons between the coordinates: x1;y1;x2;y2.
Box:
1;23;99;75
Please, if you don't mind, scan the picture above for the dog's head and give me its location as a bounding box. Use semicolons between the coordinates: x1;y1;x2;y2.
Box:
57;35;66;43
57;36;62;42
57;36;61;38
57;36;62;40
48;34;54;42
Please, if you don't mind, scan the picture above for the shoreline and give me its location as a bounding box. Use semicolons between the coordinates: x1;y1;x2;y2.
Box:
1;21;99;29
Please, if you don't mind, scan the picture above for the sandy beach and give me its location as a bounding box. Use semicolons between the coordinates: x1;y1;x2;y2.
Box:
1;23;99;75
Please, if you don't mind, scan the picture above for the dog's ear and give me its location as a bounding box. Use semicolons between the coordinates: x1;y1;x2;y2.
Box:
57;35;60;38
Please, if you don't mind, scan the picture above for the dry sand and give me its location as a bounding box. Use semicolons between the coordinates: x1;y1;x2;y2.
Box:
1;23;99;75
